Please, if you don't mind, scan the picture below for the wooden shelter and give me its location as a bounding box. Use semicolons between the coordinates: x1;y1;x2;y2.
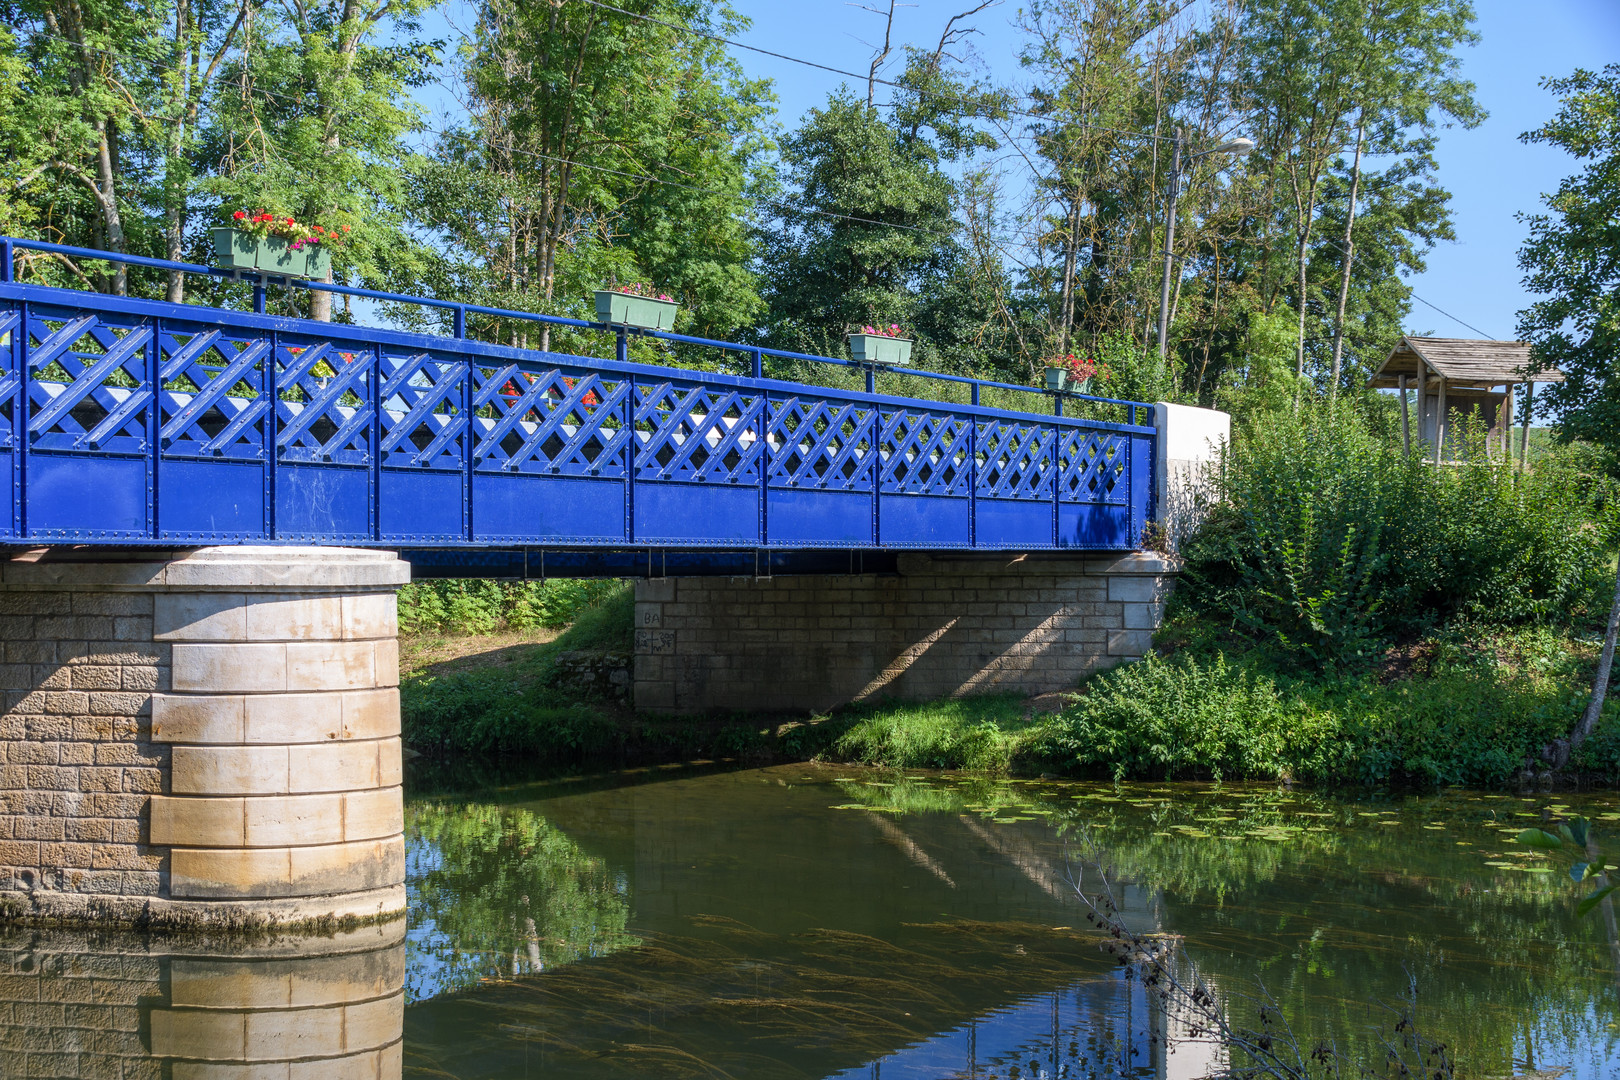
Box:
1367;337;1563;463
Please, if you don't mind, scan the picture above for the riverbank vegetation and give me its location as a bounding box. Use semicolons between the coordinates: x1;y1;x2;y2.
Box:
826;401;1620;787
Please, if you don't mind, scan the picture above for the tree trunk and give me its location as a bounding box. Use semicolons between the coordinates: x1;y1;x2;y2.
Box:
93;119;128;296
1291;181;1321;403
1328;117;1366;396
164;0;194;303
1058;190;1081;353
1552;557;1620;770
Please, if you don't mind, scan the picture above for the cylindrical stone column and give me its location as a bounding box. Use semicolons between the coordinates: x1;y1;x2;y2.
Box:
0;546;409;928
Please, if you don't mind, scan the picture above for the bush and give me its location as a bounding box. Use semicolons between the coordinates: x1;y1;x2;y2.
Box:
1178;400;1611;669
1032;628;1600;787
401;583;633;757
1038;653;1335;781
398;578;626;636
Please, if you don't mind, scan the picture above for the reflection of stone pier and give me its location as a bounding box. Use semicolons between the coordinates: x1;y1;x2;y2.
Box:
0;919;404;1078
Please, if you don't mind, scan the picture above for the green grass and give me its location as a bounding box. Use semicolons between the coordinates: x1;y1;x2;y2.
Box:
823;695;1039;772
401;584;634;759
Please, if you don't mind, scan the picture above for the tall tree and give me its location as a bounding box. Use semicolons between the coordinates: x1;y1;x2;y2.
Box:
204;0;437;320
1515;65;1620;768
1320;0;1482;393
413;0;771;345
6;0;172;293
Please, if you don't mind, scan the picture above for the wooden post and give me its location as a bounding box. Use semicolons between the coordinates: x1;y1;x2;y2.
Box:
1520;381;1535;472
1433;375;1447;464
1398;373;1410;455
1417;360;1429;451
1500;381;1515;462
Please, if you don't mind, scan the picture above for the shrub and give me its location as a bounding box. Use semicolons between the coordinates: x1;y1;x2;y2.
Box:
1039;653;1335;781
1178;400;1610;669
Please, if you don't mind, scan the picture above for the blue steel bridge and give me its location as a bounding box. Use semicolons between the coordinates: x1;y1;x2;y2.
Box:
0;238;1155;577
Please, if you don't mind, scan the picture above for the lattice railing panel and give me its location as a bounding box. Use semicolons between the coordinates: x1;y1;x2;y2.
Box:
635;382;764;484
0;307;21;451
275;338;374;466
379;349;467;471
26;308;151;454
1058;429;1128;504
767;396;874;491
974;420;1054;500
158;323;269;461
471;364;630;477
879;409;970;497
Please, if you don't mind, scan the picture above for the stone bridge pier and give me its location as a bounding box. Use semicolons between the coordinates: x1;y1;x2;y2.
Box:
0;547;408;928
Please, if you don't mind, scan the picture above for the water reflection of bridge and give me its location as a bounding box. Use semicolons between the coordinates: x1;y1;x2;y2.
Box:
401;770;1226;1079
0;776;1227;1079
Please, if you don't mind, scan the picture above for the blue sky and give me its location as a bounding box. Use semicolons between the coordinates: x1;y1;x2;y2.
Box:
416;0;1620;342
731;0;1620;342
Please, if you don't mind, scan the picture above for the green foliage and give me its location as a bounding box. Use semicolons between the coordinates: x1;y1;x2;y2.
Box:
813;624;1616;790
1517;64;1620;455
1039;653;1329;782
1501;814;1614;919
827;696;1036;772
400;582;633;758
760;90;957;352
409;0;773;345
397;578;626;637
1178;400;1611;669
406;800;638;1000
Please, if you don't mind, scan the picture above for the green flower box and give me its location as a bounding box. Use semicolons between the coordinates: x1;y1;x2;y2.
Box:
847;333;913;365
595;290;679;331
302;244;332;281
210;228;330;279
1043;367;1091;394
259;236;299;276
211;228;259;271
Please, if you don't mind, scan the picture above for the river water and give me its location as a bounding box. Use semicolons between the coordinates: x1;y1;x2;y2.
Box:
2;764;1616;1078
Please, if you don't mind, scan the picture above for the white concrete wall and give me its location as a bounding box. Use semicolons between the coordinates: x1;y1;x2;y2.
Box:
1153;402;1230;551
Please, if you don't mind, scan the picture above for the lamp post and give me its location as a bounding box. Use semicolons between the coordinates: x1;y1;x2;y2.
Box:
1157;132;1255;358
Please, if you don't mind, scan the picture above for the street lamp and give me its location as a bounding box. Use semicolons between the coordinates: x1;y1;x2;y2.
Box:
1157;132;1254;358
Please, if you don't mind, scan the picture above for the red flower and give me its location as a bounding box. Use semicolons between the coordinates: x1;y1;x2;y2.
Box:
233;210;246;220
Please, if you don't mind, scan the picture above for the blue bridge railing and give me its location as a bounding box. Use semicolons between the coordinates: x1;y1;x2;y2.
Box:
0;237;1155;552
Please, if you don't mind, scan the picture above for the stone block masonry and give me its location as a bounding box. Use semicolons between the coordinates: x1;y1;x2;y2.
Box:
0;547;410;929
633;552;1176;714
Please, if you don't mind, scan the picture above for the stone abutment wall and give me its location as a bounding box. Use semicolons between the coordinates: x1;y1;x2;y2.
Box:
633;552;1175;714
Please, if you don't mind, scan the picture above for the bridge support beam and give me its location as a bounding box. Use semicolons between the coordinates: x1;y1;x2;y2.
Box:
0;546;409;928
632;552;1176;714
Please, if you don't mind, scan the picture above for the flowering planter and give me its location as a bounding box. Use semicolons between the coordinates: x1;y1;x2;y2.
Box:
211;228;259;271
302;245;332;281
847;333;913;365
210;228;328;279
595;290;679;331
1043;367;1091;395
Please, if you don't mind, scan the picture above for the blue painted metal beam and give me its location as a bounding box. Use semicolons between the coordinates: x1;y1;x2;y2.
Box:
0;238;1156;553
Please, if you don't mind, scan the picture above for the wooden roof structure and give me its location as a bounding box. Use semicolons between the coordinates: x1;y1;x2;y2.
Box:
1368;337;1564;390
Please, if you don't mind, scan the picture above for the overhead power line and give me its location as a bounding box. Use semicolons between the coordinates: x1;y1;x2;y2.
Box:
15;23;1498;340
571;0;1172;144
